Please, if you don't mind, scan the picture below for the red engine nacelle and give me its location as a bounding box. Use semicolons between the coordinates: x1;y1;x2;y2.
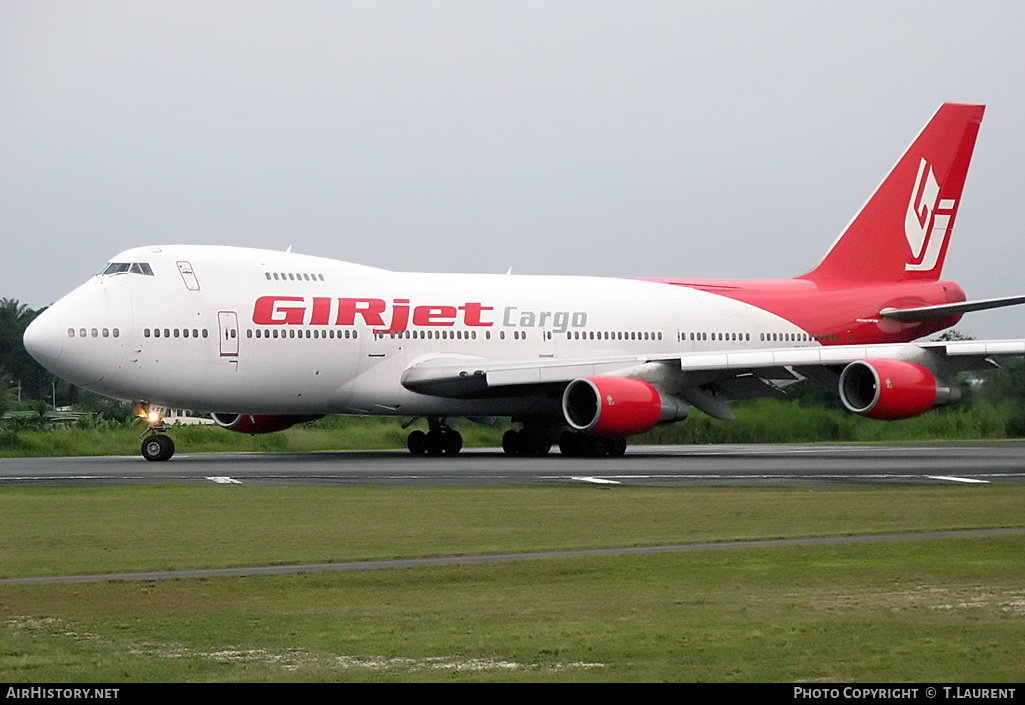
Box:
562;376;686;437
838;359;957;420
210;413;323;434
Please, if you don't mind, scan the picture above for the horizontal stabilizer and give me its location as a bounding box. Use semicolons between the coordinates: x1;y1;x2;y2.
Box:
879;294;1025;322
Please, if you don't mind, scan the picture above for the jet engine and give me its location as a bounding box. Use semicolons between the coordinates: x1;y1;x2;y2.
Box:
562;376;687;437
838;359;959;420
210;413;323;434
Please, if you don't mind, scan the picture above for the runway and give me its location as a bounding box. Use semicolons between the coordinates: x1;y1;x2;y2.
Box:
4;445;1024;586
3;442;1025;488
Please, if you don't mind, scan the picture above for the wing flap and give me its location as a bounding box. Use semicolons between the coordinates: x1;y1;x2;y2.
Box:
400;340;1025;399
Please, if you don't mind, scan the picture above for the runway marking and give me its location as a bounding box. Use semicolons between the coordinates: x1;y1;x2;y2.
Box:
206;476;242;484
570;476;621;485
928;475;990;484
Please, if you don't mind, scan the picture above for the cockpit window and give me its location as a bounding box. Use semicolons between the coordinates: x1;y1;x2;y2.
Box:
100;262;154;276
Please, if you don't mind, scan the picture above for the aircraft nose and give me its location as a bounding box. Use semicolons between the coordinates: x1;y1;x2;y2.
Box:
23;307;65;372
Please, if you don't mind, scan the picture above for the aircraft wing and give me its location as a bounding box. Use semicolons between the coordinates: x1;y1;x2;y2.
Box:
401;353;656;397
401;339;1025;418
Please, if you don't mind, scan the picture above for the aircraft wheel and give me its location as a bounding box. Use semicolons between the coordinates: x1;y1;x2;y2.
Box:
519;429;550;456
560;431;601;457
503;429;549;457
559;431;582;457
606;437;628;457
579;434;602;458
502;430;520;456
443;429;463;455
407;430;427;455
425;429;446;456
141;434;174;462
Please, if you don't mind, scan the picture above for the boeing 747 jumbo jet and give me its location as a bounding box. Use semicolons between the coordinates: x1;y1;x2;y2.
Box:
23;103;1025;461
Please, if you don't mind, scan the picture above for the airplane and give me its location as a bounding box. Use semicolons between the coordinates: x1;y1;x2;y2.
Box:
22;102;1025;461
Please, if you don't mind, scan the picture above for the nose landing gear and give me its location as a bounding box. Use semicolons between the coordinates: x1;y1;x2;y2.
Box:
141;432;175;462
136;402;175;461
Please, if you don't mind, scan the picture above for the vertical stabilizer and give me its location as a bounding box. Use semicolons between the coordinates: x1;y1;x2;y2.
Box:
802;103;984;282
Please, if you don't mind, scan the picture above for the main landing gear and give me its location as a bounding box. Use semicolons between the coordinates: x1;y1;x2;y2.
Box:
556;431;627;458
406;418;463;456
136;403;175;461
501;427;628;457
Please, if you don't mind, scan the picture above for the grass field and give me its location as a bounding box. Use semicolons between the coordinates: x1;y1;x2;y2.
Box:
0;396;1017;458
1;485;1023;682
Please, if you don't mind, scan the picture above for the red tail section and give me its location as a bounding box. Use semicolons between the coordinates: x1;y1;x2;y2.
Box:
802;103;984;283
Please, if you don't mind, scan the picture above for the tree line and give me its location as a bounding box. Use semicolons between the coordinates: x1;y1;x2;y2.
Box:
0;299;50;415
1;298;137;424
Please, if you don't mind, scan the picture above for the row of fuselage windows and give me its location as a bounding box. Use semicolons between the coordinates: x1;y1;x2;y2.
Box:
74;325;839;346
264;271;326;282
68;328;121;338
374;330;535;341
566;330;664;342
240;326;827;346
245;328;667;343
144;328;210;339
249;328;358;340
678;331;751;343
124;327;691;344
246;329;507;341
673;331;845;344
761;332;845;343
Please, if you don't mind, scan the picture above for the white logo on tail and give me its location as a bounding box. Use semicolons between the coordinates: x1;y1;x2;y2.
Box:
905;158;957;272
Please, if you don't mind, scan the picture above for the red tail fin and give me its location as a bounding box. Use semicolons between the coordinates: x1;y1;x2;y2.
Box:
803;103;984;283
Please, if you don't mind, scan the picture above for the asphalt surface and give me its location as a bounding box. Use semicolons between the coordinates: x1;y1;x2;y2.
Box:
2;442;1025;488
4;443;1024;585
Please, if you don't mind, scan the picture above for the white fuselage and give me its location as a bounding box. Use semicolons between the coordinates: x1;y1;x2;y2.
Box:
26;245;811;417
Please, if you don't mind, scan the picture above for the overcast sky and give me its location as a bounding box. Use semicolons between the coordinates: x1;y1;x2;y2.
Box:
3;1;1025;338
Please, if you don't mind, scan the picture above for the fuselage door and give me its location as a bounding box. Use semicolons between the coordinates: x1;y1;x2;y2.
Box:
218;311;240;357
367;329;390;359
178;261;201;291
539;328;555;358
